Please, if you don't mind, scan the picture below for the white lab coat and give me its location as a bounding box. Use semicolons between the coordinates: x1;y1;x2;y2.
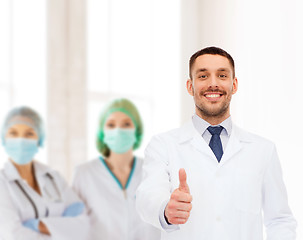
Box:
0;160;90;240
72;157;160;240
136;121;297;240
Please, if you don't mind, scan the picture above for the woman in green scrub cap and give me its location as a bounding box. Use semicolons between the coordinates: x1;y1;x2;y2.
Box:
73;98;160;240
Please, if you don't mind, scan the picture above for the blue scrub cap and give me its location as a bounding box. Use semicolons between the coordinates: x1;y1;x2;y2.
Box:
1;106;45;147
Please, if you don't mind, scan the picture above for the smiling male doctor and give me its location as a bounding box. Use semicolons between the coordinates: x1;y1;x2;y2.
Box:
136;46;297;240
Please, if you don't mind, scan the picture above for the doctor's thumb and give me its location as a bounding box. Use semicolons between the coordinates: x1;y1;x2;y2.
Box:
178;168;190;193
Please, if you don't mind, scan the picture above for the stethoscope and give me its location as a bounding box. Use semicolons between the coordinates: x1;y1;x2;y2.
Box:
14;173;61;219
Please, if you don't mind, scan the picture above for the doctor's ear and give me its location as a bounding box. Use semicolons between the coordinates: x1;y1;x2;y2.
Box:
186;79;194;96
232;77;238;94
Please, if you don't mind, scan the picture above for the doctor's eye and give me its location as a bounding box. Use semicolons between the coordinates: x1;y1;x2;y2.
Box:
7;130;18;137
121;119;135;128
106;122;116;128
219;74;227;78
123;121;131;127
198;75;207;79
25;131;35;137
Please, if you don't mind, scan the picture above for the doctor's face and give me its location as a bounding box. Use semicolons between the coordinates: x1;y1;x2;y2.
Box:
5;124;38;140
187;54;238;122
104;112;135;130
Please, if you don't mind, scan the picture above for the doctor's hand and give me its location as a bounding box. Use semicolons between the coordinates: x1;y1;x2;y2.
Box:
39;221;50;235
23;219;39;232
164;168;192;225
23;219;50;235
62;202;85;217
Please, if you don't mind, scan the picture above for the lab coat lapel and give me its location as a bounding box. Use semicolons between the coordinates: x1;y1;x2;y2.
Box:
178;121;250;166
191;134;215;159
219;126;244;167
33;161;50;192
178;121;215;160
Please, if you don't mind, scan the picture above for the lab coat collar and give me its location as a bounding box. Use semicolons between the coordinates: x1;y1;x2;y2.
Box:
219;127;244;166
33;161;53;178
178;119;253;144
3;160;21;181
3;160;52;182
177;121;199;144
178;120;254;166
178;121;216;160
192;114;232;137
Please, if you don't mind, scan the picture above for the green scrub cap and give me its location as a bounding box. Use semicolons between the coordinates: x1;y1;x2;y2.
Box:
1;106;45;147
96;98;143;157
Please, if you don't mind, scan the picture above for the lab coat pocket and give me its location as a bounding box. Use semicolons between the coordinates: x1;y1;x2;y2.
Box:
234;171;262;215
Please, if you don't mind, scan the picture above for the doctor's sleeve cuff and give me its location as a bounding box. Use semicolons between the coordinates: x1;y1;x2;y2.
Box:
159;200;180;232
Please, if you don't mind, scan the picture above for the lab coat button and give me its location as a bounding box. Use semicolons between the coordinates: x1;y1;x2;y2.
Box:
216;216;221;222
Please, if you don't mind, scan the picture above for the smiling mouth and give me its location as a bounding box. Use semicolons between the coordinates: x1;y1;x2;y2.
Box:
203;93;223;101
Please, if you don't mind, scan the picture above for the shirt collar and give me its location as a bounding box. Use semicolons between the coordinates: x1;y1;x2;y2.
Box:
192;114;232;136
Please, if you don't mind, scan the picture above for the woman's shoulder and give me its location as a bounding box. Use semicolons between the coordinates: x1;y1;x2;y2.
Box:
131;156;144;178
134;156;143;168
0;170;6;183
0;161;21;183
73;158;103;179
76;158;101;171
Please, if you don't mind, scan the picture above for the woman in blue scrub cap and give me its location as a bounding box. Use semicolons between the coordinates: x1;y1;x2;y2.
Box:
0;106;90;240
73;98;160;240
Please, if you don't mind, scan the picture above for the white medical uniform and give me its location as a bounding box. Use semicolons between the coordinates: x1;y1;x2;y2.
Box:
72;157;160;240
136;121;297;240
0;161;90;240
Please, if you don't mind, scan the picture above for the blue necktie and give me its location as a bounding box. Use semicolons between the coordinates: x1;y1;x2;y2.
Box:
207;126;224;162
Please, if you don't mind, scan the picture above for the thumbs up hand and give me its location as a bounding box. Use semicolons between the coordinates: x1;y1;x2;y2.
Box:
164;168;193;225
178;168;190;193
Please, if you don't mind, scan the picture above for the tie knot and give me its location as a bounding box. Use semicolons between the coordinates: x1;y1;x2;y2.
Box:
207;126;223;136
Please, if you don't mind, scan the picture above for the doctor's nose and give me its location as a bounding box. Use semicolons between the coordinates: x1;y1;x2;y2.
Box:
207;75;219;89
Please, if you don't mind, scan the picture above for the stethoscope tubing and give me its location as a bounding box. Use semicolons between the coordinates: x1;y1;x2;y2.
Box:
14;173;61;219
15;180;39;219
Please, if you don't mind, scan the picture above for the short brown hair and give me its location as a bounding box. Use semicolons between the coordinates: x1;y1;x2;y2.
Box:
189;46;235;79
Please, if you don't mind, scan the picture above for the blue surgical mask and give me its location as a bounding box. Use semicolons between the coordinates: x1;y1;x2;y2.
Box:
4;138;39;165
104;128;136;154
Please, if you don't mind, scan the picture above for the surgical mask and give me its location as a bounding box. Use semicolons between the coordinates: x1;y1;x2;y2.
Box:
4;138;39;165
104;128;136;154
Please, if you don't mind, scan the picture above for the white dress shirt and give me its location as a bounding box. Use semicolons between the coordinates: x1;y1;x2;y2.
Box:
192;114;232;151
